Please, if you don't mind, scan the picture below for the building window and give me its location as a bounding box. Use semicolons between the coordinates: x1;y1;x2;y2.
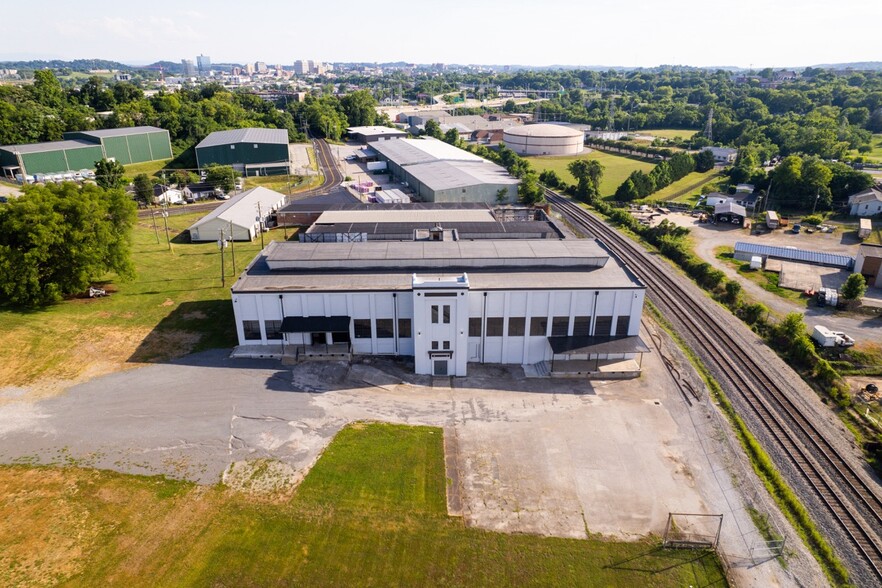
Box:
508;317;525;336
529;317;547;337
264;320;282;340
398;318;412;338
551;316;569;337
431;305;439;323
573;316;591;337
468;317;482;337
230;145;235;150
616;316;631;336
432;340;439;350
443;341;450;350
594;316;613;337
442;305;451;324
242;320;261;340
486;317;504;337
376;318;394;339
253;144;259;148
354;319;372;338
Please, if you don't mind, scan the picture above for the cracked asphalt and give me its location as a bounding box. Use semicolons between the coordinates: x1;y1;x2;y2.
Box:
0;344;816;586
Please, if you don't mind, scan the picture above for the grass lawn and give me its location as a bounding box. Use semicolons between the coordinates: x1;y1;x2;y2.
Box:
643;170;723;204
529;151;656;198
0;423;728;587
0;210;286;394
244;173;323;195
124;159;175;179
848;133;882;163
715;246;808;306
638;129;698;140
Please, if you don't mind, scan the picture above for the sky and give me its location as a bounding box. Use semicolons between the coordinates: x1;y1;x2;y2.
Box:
2;0;880;69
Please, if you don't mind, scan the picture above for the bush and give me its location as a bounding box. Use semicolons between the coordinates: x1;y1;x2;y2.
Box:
801;214;823;226
841;273;867;301
742;303;768;325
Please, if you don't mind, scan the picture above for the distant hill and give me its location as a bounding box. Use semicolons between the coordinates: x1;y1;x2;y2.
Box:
809;61;882;71
0;58;133;71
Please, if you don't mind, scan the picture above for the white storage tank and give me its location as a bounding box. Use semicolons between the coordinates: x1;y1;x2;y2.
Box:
503;124;584;156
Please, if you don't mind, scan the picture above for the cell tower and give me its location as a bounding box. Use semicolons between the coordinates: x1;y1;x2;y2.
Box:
704;107;714;141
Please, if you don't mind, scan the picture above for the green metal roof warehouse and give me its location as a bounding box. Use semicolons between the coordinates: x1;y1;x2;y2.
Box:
0;126;172;179
195;128;290;176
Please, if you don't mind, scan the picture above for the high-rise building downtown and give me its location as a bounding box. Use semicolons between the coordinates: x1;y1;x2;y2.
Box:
196;54;211;76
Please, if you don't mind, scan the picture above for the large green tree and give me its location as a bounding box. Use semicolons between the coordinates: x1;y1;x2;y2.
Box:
567;159;604;201
0;182;137;306
94;158;127;190
340;89;378;127
204;164;238;194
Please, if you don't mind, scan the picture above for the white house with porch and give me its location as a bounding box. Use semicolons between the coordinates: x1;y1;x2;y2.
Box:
230;239;648;378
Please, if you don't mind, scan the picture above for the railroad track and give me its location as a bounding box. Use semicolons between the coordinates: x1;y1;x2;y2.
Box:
547;189;882;584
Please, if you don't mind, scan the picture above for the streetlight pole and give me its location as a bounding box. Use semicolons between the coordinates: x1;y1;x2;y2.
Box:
812;192;820;215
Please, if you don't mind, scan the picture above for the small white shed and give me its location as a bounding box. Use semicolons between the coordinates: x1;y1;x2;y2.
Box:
188;186;286;242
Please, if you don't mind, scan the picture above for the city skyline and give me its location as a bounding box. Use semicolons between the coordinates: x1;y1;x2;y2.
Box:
2;0;881;69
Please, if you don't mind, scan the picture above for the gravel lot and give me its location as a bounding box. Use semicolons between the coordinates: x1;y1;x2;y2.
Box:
662;211;882;343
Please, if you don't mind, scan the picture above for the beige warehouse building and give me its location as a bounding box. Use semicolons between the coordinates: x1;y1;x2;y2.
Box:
503;124;584;156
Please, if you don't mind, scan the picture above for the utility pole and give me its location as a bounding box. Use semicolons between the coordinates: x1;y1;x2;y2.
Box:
228;219;237;274
151;209;160;244
161;204;172;252
218;228;227;287
256;202;265;249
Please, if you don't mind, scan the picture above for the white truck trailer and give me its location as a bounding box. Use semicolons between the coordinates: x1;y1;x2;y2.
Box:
812;325;855;348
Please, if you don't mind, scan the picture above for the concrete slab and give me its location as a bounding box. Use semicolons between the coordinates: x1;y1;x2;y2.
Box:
778;261;850;291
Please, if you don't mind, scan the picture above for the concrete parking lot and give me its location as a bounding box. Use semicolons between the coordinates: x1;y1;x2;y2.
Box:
0;325;815;586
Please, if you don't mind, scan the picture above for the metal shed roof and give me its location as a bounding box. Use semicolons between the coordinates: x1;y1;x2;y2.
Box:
714;202;747;216
188;186;287;231
0;140;99;154
370;137;483;166
71;126;167;138
734;241;854;269
196;128;288;149
405;160;518;192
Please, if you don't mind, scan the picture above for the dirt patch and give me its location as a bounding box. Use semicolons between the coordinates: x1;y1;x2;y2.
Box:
223;459;299;500
0;468;102;587
0;325;153;404
161;298;174;307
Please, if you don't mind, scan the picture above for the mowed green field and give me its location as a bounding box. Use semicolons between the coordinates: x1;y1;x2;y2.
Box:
638;129;698;140
643;169;722;203
528;151;656;198
0;423;728;587
849;133;882;162
0;210;293;393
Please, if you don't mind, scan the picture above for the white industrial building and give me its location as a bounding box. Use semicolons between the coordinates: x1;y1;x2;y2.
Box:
231;239;648;378
371;137;519;204
188;187;286;242
503;124;585;156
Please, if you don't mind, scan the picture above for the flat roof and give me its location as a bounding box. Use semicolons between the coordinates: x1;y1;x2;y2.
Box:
734;241;854;269
305;220;559;237
315;208;495;224
370;137;483;166
548;335;651;355
70;126;167;138
405;160;519;191
281;201;492;214
196;128;288;149
0;139;100;154
264;239;609;270
347;126;407;136
232;239;644;293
